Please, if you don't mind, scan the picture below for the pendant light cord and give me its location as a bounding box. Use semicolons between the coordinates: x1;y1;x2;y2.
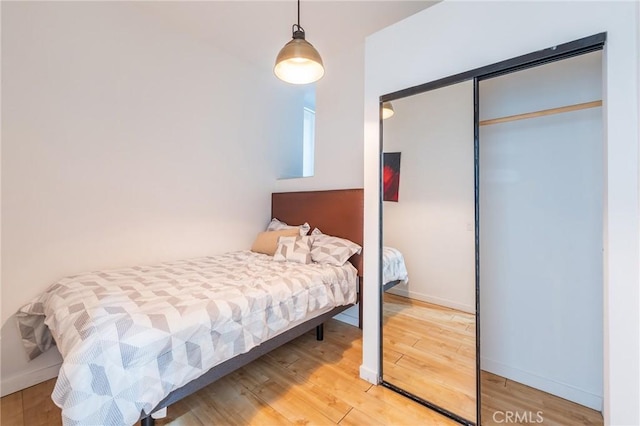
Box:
292;0;304;36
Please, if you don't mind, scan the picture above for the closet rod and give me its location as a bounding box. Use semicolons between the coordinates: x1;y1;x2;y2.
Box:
479;100;602;126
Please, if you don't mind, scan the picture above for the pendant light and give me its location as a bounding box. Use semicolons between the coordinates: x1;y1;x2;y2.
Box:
274;0;324;84
382;102;395;119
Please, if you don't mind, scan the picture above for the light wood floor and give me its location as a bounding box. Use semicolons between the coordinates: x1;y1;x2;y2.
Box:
1;319;457;426
382;292;477;421
481;370;603;426
382;293;604;426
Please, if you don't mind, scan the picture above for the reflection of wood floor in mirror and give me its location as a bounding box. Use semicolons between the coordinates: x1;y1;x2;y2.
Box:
382;293;477;421
382;293;604;426
481;371;603;426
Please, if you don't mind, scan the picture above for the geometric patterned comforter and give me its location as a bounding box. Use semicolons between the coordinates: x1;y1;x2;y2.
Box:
16;250;358;425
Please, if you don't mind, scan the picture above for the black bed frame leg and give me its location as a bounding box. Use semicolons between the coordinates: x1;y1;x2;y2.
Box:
316;324;324;341
141;416;155;426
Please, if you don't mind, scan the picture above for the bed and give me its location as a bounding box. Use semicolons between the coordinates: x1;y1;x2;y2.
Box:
16;189;363;426
382;246;409;292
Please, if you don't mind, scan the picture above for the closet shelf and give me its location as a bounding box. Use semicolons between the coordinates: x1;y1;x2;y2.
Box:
479;100;602;126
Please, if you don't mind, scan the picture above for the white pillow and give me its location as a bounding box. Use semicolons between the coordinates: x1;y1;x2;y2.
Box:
273;236;313;264
266;218;311;236
310;228;362;266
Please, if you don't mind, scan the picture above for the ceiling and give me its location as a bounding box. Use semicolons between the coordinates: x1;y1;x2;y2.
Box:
128;1;436;75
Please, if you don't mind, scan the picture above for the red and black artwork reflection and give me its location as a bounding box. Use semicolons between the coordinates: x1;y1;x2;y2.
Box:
383;152;401;202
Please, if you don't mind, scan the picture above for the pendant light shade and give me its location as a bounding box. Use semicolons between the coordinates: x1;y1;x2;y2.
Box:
274;1;324;84
382;101;395;119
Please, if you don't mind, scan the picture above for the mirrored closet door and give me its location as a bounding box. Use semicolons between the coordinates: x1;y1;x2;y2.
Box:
380;80;477;425
378;32;606;426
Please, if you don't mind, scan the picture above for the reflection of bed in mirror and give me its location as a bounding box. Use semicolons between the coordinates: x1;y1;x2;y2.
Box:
382;246;408;292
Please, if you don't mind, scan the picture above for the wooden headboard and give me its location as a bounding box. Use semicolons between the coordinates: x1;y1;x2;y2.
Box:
271;189;364;277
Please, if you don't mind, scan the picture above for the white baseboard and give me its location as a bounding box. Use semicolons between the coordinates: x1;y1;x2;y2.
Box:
1;362;61;397
481;357;603;411
359;364;379;385
388;287;475;314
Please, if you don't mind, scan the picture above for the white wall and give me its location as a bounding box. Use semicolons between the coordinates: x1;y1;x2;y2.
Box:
479;52;603;410
363;2;639;425
383;81;475;313
0;2;298;395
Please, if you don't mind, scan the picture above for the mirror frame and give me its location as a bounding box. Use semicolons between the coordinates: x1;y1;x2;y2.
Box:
378;32;607;426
